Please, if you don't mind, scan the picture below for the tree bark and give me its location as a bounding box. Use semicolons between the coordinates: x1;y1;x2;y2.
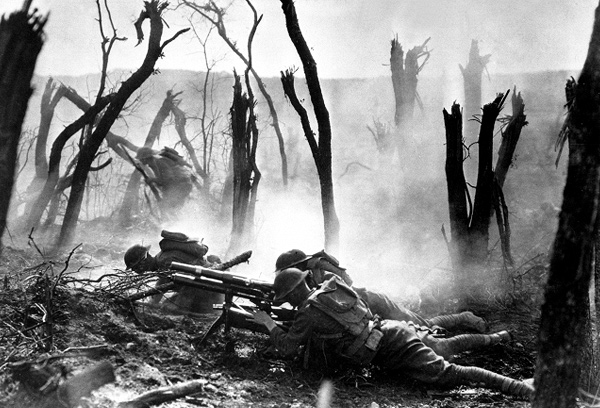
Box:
280;0;340;253
24;94;113;232
0;7;46;251
468;93;508;264
228;73;260;256
533;4;600;406
460;39;491;139
20;79;67;219
389;36;429;158
443;93;509;302
443;103;469;268
56;1;188;249
494;87;527;189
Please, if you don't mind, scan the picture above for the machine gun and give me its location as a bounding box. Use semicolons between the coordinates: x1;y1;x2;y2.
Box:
169;262;296;346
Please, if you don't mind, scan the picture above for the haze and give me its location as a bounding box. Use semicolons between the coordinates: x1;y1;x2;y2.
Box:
0;0;595;79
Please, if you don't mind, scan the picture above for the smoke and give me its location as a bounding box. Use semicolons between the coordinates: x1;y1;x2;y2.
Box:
3;0;581;308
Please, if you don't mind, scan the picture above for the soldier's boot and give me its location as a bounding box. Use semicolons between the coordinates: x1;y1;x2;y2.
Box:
428;330;512;358
428;311;488;333
452;365;534;399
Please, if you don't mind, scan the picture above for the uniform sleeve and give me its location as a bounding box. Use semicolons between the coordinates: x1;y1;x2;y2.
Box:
268;306;316;357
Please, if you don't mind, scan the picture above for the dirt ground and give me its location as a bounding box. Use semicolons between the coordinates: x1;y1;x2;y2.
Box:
0;228;546;408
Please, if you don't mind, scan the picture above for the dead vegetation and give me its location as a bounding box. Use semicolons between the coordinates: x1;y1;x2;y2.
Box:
0;222;551;408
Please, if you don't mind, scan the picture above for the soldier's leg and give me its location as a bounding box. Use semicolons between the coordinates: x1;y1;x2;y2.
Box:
354;288;430;326
450;365;534;399
420;330;512;358
428;311;488;333
373;321;531;398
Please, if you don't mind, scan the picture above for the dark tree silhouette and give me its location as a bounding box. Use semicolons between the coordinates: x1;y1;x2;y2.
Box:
57;1;189;249
390;36;430;126
534;4;600;404
279;0;340;253
443;91;525;302
181;0;289;188
228;72;260;256
0;5;46;252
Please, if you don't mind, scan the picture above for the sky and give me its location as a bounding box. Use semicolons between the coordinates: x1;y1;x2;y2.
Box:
1;0;597;79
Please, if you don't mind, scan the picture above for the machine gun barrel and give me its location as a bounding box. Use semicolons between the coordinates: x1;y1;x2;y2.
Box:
170;261;274;300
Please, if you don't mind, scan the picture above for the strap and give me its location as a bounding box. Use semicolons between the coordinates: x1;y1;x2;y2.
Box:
345;321;373;356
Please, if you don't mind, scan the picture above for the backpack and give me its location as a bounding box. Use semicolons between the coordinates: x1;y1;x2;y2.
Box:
307;276;383;366
158;230;208;259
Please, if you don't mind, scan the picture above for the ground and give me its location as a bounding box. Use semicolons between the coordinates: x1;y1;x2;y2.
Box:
0;226;547;408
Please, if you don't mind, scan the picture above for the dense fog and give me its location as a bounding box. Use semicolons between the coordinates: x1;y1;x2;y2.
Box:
2;0;589;301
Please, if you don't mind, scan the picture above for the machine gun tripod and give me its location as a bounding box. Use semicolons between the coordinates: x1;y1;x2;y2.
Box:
168;262;295;348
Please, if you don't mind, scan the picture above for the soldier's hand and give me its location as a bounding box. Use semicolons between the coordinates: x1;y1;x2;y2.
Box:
250;310;277;331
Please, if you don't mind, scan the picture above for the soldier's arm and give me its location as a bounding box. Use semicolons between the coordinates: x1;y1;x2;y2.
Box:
308;258;353;286
267;307;316;357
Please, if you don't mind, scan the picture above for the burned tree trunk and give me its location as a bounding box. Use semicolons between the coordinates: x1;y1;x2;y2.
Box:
181;0;288;188
390;36;430;127
0;7;46;250
56;1;188;249
460;40;491;139
494;88;527;189
228;73;260;256
533;6;600;401
468;93;508;264
24;95;113;233
389;36;430;156
443;92;509;302
21;79;67;218
280;0;340;253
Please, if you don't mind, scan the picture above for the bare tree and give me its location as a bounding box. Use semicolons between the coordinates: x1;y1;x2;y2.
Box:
534;5;600;403
180;0;289;188
24;92;114;233
279;0;340;253
21;79;67;216
0;4;46;251
56;0;189;249
443;92;520;302
228;72;260;256
387;36;430;160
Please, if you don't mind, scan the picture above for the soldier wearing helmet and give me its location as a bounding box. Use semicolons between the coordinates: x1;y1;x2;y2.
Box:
273;249;487;334
249;270;533;399
123;231;222;311
136;146;195;217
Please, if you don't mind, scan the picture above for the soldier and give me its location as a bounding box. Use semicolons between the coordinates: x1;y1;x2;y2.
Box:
124;230;222;312
274;249;487;333
249;269;533;399
136;146;196;216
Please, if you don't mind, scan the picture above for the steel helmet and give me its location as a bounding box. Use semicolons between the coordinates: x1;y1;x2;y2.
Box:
124;244;150;270
274;249;312;272
136;147;156;161
273;267;309;302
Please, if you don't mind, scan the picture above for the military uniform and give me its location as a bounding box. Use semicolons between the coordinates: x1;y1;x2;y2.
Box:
125;231;222;312
137;147;194;215
267;275;532;398
303;255;485;332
